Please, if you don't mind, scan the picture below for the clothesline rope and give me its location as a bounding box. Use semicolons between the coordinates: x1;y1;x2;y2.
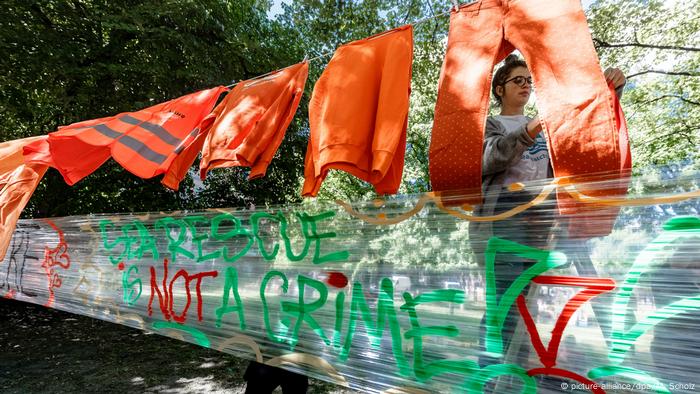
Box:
225;6;454;89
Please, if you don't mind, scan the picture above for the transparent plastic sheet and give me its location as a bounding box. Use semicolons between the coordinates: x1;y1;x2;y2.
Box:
1;167;699;394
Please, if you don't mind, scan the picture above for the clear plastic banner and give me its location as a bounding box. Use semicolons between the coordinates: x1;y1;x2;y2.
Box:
2;169;700;393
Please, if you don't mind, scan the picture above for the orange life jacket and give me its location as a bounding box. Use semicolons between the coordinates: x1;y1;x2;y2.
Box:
24;87;227;186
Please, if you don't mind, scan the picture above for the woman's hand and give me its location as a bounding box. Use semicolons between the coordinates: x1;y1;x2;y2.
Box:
604;67;626;89
527;115;542;139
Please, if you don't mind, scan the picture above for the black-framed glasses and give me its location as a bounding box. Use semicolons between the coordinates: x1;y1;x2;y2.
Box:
504;76;533;88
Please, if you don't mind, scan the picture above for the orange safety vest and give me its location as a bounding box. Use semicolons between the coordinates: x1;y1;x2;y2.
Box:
23;87;227;185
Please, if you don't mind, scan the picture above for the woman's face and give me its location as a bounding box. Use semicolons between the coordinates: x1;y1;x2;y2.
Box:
498;66;532;108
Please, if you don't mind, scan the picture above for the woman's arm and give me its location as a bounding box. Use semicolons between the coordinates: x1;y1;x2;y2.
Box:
482;117;537;176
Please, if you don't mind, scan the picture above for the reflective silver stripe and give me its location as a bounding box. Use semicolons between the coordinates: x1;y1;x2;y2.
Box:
118;115;182;146
173;128;200;154
79;120;172;165
92;124;122;139
118;135;169;165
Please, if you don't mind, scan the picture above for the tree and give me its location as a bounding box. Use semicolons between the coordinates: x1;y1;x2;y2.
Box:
3;0;697;230
0;0;307;217
588;0;700;168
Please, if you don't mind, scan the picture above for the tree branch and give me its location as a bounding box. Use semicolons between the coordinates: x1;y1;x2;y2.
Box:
29;4;55;29
636;94;700;107
593;38;700;52
627;70;700;79
70;0;89;19
636;124;699;146
424;1;441;46
402;0;415;24
680;122;700;144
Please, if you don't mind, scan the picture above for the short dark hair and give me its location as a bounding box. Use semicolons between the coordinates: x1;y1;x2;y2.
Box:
491;54;528;106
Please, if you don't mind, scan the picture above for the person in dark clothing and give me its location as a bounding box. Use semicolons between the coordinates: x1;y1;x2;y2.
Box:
244;361;309;394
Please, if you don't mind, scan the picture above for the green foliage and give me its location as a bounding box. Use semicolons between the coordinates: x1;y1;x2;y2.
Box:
2;0;697;224
281;0;700;199
588;0;700;168
0;0;306;217
369;215;475;271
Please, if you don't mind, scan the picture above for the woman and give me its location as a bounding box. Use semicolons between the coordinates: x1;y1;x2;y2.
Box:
481;54;626;226
472;54;626;367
